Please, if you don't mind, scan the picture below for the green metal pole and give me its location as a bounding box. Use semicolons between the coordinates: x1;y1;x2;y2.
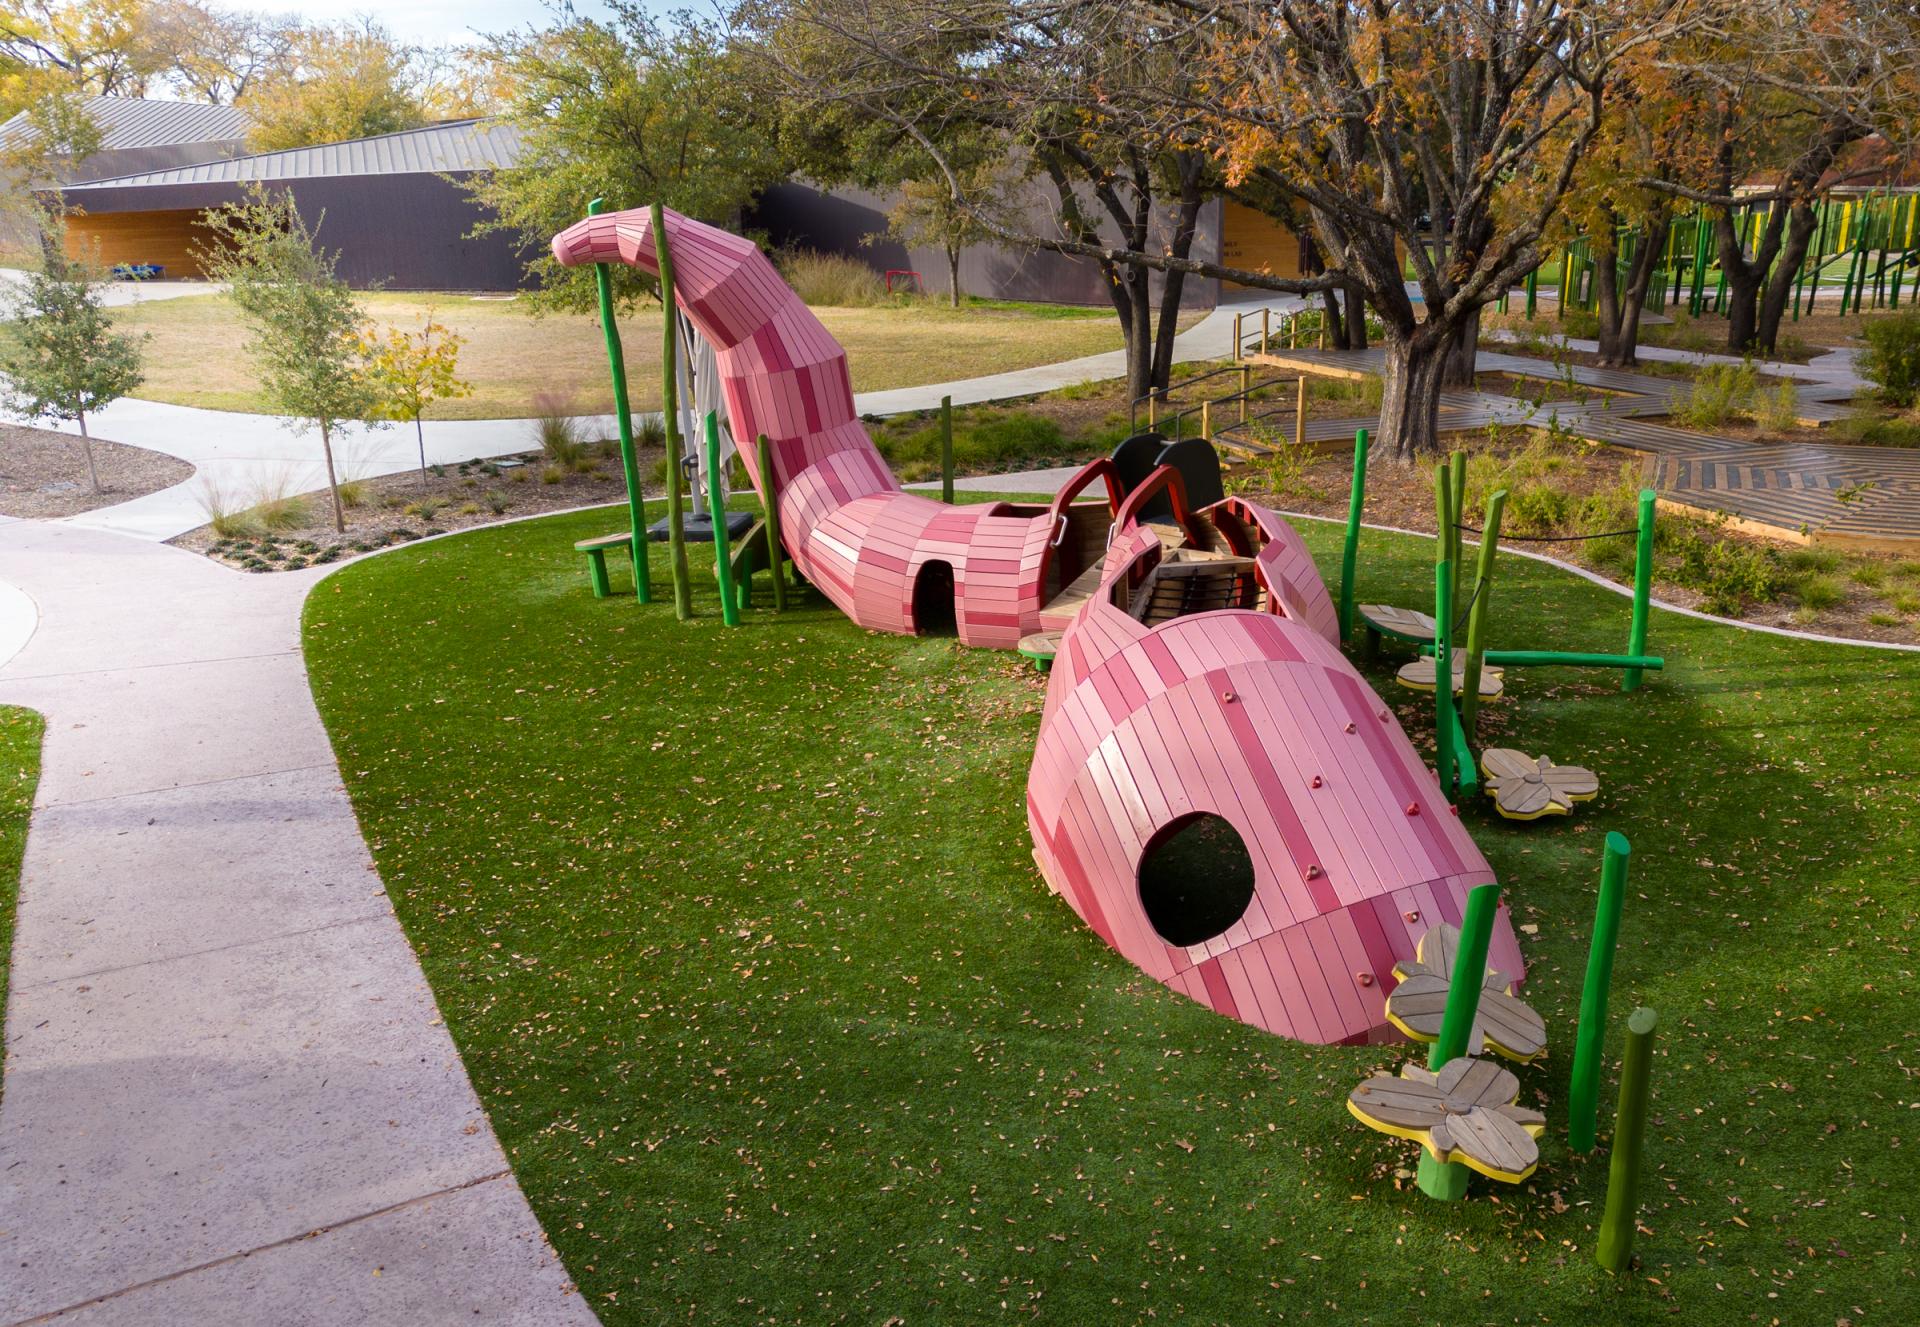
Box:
1416;882;1500;1200
757;432;787;613
1477;650;1662;670
1595;1007;1660;1274
939;394;955;505
1447;451;1467;603
1337;429;1368;642
1525;266;1538;319
703;412;740;627
1460;489;1505;736
652;201;693;620
1624;489;1655;692
587;198;651;604
1569;832;1632;1153
1433;558;1457;801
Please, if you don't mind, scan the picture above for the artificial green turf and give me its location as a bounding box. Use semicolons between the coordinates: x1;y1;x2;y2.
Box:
0;705;44;1078
304;504;1920;1325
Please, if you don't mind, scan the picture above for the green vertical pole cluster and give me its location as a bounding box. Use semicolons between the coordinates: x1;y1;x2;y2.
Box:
939;394;955;504
702;412;740;627
1416;882;1501;1201
652;201;693;620
1337;429;1368;642
1596;1007;1661;1274
1569;832;1632;1153
1623;489;1656;692
1460;489;1505;736
757;432;787;613
587;198;651;605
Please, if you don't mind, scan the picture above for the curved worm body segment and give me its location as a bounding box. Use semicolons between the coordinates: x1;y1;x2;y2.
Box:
551;205;1053;647
552;206;1522;1046
1027;523;1524;1046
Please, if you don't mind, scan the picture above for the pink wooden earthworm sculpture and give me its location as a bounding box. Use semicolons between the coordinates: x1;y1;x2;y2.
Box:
551;206;1523;1045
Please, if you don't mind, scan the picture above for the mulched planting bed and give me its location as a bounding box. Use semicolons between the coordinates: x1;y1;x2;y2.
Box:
0;422;194;518
169;446;662;571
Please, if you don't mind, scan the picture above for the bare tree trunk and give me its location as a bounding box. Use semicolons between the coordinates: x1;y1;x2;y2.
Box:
1594;217;1669;368
77;411;100;493
1441;307;1481;388
320;420;346;534
1339;279;1368;350
946;242;961;308
1755;203;1820;356
415;415;429;486
1375;329;1449;462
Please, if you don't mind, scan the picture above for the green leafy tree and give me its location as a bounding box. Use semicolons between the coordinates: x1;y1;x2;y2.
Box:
878;163;1002;308
467;5;788;311
0;221;144;493
235;17;425;152
197;188;373;532
356;318;471;485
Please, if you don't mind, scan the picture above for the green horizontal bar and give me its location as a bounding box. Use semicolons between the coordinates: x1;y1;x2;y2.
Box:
1482;650;1664;670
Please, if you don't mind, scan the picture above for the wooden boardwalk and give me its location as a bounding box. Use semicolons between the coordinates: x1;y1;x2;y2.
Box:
1238;347;1914;549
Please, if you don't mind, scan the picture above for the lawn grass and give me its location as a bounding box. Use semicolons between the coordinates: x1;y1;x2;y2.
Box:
304;503;1920;1324
0;705;44;1090
110;291;1130;420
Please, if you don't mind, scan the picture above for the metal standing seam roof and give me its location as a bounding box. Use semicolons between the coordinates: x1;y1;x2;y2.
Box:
0;95;250;151
59;119;526;191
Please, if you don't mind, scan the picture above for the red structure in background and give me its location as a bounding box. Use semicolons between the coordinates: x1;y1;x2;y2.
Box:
550;206;1523;1045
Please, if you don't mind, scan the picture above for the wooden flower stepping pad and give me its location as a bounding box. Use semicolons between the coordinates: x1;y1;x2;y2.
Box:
1394;654;1505;699
1017;630;1064;670
1349;1056;1545;1184
1359;603;1436;643
1385;922;1546;1063
1480;748;1598;820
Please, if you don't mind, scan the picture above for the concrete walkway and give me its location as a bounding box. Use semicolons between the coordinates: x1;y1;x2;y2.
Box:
38;289;1301;544
0;517;595;1325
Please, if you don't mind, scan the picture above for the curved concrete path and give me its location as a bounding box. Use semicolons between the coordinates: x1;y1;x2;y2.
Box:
0;518;594;1325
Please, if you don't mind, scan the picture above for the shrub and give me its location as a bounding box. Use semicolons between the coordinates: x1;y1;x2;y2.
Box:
638;415;667;448
459;501;480;515
198;477;261;539
874;408;1069;481
778;249;887;307
1668;522;1785;614
1782;546;1842;576
1560;307;1600;340
1754;381;1800;433
542;464;565;485
1503;480;1573;536
1793;574;1847;612
336;478;368;508
1868;611;1902;626
485;490;510;515
1860;307;1920;407
1848;562;1885;587
1674;362;1757;429
531;392;586;468
404;496;448;520
1831;411;1920;449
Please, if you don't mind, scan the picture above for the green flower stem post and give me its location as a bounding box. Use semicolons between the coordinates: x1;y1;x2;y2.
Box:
1596;1007;1660;1274
757;432;786;613
1416;882;1501;1200
1569;832;1632;1152
1460;489;1506;736
652;201;693;620
1623;489;1656;692
1337;429;1368;641
587;197;650;604
940;395;955;505
703;412;740;627
1434;558;1456;800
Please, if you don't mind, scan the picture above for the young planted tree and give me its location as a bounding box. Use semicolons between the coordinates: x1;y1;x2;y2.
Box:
881;172;994;307
197;189;372;533
356;319;471;485
0;225;144;492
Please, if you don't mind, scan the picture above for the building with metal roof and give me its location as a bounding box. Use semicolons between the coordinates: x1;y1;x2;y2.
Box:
0;95;250;183
50;118;528;290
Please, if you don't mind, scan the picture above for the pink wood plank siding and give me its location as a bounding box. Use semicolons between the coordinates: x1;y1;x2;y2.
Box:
1024;537;1524;1046
552;206;1523;1049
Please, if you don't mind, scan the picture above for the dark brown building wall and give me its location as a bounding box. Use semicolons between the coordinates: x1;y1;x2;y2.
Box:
55;171;530;290
750;181;1223;310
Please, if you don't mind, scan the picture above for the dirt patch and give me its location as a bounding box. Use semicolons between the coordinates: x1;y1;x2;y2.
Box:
0;422;195;518
168;445;661;571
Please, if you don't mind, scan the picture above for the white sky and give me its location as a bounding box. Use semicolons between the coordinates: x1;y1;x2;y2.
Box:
221;0;641;48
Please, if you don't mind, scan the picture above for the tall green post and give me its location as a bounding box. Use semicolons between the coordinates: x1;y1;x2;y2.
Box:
1461;489;1506;735
757;432;787;613
652;202;693;620
1416;882;1500;1200
1446;451;1467;609
1596;1007;1660;1274
1623;489;1656;692
1433;558;1457;800
702;412;741;627
1337;429;1368;641
1524;266;1538;319
1569;832;1632;1153
587;197;651;604
939;395;955;504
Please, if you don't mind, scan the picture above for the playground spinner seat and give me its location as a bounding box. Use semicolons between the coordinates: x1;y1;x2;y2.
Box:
574;531;634;599
1385;922;1546;1063
1358;603;1436;648
1017;630;1063;670
1480;749;1599;821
